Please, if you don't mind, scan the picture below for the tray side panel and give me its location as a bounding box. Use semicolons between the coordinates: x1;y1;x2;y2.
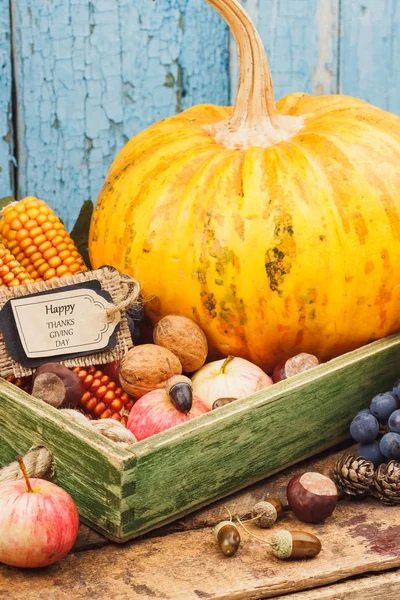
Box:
123;334;400;540
0;381;136;538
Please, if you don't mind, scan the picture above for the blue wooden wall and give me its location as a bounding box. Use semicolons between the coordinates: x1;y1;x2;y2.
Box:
0;0;399;229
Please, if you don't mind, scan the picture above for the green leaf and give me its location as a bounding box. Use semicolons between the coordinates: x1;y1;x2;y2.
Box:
70;200;94;269
0;196;15;211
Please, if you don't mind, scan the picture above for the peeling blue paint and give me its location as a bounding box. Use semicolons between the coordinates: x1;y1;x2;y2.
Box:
230;0;340;101
340;0;400;113
12;0;229;229
0;1;13;197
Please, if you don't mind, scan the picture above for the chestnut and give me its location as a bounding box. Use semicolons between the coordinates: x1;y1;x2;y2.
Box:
271;530;322;559
32;363;84;409
287;472;338;523
214;521;240;557
272;353;320;383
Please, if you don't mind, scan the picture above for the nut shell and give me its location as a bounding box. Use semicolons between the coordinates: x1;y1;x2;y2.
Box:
287;472;338;523
153;315;208;372
119;344;182;398
33;363;83;408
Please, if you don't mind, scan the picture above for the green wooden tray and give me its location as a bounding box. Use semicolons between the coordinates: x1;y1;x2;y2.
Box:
1;333;399;542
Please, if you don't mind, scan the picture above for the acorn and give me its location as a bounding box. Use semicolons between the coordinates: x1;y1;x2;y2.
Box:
214;521;240;557
287;472;338;523
251;500;282;528
271;530;322;559
166;375;193;414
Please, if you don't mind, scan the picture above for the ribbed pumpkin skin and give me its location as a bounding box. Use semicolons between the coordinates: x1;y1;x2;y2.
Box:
89;93;400;371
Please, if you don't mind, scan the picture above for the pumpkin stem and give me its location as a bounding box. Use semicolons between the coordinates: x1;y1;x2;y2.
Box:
203;0;303;149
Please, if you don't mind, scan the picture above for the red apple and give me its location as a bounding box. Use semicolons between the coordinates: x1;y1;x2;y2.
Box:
127;379;210;441
0;458;79;568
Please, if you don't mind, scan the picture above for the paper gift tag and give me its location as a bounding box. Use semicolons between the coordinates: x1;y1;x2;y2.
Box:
0;266;137;377
0;279;122;369
10;287;120;359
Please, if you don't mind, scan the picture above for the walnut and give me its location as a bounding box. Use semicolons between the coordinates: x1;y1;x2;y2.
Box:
119;344;182;398
153;315;208;373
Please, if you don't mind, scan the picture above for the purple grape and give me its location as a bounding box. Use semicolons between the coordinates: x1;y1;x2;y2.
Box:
393;379;400;400
370;393;399;423
380;432;400;460
350;413;379;443
388;409;400;434
356;408;372;416
357;441;385;466
387;391;400;404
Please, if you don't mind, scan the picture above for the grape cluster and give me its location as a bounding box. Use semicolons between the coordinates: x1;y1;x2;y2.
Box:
350;381;400;465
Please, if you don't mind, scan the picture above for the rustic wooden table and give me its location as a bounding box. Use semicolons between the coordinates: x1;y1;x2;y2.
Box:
1;442;399;600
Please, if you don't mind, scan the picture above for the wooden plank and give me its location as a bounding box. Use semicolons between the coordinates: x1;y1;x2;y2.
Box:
0;0;13;197
73;441;354;551
273;570;400;600
11;0;229;230
2;497;400;600
120;332;400;541
230;0;340;102
339;0;400;114
0;379;136;538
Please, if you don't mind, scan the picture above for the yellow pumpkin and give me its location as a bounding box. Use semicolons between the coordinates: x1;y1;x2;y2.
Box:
89;0;400;371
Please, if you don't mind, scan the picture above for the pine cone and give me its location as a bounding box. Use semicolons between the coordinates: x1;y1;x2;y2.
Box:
331;454;375;496
372;461;400;505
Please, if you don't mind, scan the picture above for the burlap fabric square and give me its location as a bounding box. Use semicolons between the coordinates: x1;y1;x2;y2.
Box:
0;266;140;377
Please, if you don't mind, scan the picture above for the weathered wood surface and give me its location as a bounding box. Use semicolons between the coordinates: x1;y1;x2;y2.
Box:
0;0;13;197
230;0;340;100
11;0;229;229
1;333;400;542
273;570;400;600
340;0;400;113
1;444;400;600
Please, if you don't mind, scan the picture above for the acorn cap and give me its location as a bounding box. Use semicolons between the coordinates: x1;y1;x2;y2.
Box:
165;375;193;395
271;530;293;559
251;501;278;528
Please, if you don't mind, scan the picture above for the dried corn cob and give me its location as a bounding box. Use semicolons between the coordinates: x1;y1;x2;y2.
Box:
0;243;34;287
72;366;134;425
0;197;87;281
5;375;33;394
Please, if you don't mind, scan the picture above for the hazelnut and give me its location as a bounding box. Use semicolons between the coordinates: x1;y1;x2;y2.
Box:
153;315;208;372
119;344;182;399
